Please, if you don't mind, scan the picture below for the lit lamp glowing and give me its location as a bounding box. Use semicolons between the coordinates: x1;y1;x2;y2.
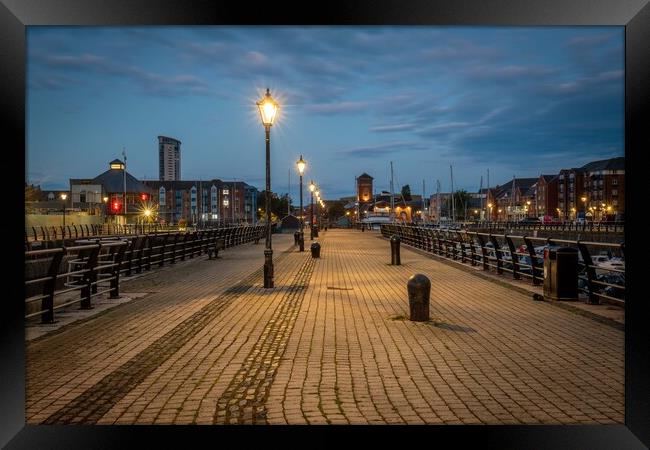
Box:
60;193;68;233
296;155;306;252
487;203;493;223
256;88;279;288
309;180;316;240
143;208;152;233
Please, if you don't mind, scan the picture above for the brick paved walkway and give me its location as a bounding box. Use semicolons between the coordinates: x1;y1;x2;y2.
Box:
26;230;624;425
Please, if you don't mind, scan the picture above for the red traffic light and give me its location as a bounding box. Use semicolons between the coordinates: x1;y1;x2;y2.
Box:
141;193;148;201
112;201;121;211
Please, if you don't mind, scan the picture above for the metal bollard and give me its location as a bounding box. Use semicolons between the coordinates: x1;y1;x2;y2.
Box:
298;232;305;252
311;242;321;258
407;274;430;322
294;230;300;245
313;226;319;238
390;235;401;265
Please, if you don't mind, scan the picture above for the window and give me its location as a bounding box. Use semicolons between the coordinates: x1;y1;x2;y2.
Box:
612;178;618;186
613;199;618;206
80;192;86;203
223;189;229;195
159;187;166;205
612;189;618;196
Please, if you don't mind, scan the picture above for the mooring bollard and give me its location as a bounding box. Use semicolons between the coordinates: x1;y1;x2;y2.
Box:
313;226;319;238
311;242;321;258
298;232;305;252
390;235;401;265
407;273;430;322
294;230;300;245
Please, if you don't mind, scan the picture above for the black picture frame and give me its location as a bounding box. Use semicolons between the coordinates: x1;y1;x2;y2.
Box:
2;0;648;448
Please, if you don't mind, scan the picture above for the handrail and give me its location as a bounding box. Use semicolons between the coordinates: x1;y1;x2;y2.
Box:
380;224;624;307
24;225;267;323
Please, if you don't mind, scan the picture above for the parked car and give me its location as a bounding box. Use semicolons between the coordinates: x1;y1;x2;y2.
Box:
519;217;540;224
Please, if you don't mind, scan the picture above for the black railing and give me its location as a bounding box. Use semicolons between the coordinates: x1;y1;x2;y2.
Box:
24;225;266;323
461;220;624;233
380;224;625;307
24;222;276;250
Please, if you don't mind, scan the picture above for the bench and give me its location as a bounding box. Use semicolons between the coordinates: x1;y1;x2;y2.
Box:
207;238;226;259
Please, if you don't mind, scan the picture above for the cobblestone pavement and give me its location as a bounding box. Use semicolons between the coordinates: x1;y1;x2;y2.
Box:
26;230;624;425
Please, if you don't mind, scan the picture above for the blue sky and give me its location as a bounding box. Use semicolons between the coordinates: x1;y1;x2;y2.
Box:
26;26;624;200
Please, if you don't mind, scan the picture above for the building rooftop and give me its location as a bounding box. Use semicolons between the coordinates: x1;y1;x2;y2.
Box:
581;156;625;172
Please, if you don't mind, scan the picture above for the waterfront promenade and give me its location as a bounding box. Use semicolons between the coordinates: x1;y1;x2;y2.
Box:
26;229;624;425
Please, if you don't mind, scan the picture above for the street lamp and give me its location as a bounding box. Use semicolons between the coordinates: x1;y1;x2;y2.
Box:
487;203;493;224
309;181;316;240
60;193;68;236
296;155;306;252
143;208;151;233
526;200;531;218
257;88;279;288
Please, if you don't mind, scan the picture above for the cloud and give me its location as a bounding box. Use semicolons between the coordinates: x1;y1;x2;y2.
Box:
369;123;417;133
335;141;429;158
567;33;615;47
33;52;212;97
305;101;369;115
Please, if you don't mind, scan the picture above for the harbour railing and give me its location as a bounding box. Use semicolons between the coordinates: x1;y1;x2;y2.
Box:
24;225;266;324
380;224;625;307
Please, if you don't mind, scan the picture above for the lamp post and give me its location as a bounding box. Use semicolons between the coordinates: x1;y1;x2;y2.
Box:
61;193;68;235
315;190;321;232
257;88;279;288
487;203;493;224
296;155;306;252
143;208;151;234
309;181;316;240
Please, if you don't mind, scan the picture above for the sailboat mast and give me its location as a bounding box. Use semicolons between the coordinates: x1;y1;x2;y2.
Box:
390;161;395;222
436;179;440;225
450;165;455;223
479;175;483;220
422;179;425;223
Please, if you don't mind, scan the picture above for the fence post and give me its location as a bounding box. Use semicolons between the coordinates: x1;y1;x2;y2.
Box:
170;233;179;264
504;235;520;280
576;241;599;304
40;249;64;324
108;242;127;299
523;236;542;285
80;245;100;309
159;234;168;267
489;235;503;274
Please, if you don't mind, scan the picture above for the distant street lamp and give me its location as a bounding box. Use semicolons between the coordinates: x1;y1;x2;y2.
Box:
143;208;152;233
103;196;109;224
487;203;493;224
309;181;316;240
296;155;306;252
526;200;531;218
60;193;68;235
256;88;279;288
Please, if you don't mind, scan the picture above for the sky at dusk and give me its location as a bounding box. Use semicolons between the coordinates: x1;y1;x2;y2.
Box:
26;26;624;201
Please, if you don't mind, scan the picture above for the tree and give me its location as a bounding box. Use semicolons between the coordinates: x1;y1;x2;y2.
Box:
401;184;412;201
327;201;346;220
257;191;290;221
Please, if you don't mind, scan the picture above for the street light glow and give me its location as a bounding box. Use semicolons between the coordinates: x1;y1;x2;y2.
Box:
309;181;315;192
256;89;279;126
296;155;306;175
60;193;67;200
